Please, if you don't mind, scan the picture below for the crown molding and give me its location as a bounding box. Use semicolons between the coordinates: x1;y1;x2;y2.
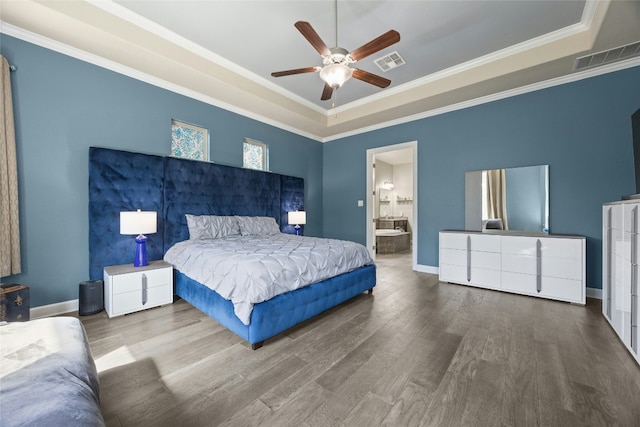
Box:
0;21;324;142
323;57;640;143
86;0;327;115
2;0;634;145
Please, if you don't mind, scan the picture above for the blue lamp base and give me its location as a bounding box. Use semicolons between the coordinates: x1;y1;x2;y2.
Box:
134;234;148;267
294;225;301;236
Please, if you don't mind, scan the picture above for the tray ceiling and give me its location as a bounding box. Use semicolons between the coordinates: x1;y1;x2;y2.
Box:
1;0;639;141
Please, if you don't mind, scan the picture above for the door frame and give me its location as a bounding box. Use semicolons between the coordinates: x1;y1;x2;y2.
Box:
366;140;418;269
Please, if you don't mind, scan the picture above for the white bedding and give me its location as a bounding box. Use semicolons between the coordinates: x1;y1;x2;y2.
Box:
164;234;373;325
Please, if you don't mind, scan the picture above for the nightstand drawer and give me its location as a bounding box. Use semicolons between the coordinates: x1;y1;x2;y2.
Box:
111;284;172;316
110;268;172;295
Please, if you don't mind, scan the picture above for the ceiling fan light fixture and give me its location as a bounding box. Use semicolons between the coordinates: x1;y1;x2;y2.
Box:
319;63;353;88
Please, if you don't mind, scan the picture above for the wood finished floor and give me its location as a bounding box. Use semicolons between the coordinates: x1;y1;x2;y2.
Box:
80;253;640;427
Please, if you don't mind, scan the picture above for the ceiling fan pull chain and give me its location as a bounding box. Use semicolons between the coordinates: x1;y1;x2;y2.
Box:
334;0;339;47
332;91;337;116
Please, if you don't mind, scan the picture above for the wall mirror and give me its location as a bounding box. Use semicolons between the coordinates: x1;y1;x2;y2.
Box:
465;165;549;234
378;187;393;217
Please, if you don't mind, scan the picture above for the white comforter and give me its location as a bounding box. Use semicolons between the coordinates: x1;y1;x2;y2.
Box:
164;234;373;325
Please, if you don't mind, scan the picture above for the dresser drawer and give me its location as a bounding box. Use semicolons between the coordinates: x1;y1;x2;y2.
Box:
440;232;468;250
501;271;583;303
539;237;582;260
540;256;583;281
440;248;466;267
470;250;500;271
501;271;536;294
440;263;501;290
469;234;501;253
439;263;467;284
500;236;536;256
502;253;536;275
469;267;501;290
539;276;584;303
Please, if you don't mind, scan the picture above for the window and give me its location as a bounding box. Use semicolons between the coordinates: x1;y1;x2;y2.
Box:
171;119;209;161
243;138;269;171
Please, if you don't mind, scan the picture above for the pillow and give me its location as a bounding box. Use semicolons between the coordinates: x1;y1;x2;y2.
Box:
235;216;281;236
185;215;241;239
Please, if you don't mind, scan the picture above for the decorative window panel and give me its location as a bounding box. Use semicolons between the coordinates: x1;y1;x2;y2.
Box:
243;138;269;171
171;119;209;161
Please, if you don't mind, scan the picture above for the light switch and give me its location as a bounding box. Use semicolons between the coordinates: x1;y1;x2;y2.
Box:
357;200;364;207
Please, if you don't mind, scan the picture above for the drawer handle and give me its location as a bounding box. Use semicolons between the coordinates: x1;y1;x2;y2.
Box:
536;239;542;293
606;207;613;318
466;235;471;282
142;273;148;305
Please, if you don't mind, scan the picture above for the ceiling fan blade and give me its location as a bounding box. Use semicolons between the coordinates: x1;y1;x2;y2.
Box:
321;83;334;101
271;67;319;77
295;21;331;56
350;30;400;61
352;69;391;88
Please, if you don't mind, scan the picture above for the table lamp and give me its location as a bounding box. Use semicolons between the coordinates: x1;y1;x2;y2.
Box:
288;210;306;236
120;210;157;267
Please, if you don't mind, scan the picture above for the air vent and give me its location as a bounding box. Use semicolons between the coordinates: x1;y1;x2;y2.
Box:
374;51;405;72
574;40;640;72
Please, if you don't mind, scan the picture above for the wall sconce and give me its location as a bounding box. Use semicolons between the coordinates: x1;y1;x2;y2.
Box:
382;181;394;190
288;210;306;236
120;210;157;267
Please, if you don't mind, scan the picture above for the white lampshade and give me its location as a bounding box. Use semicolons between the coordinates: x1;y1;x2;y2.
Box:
319;63;353;89
288;211;306;225
120;210;157;235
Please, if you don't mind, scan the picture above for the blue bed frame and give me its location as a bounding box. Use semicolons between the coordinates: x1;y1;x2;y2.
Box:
89;147;376;349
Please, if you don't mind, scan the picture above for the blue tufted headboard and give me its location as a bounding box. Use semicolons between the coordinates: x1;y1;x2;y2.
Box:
88;147;304;280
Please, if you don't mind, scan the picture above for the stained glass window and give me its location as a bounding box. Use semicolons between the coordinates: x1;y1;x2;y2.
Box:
243;138;268;171
171;119;209;161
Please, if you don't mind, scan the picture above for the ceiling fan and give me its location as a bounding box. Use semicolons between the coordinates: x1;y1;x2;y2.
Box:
271;14;400;101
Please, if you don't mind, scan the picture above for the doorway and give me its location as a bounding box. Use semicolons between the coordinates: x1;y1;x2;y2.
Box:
366;141;418;269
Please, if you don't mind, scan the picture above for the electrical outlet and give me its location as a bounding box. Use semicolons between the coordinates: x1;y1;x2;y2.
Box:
357;200;364;207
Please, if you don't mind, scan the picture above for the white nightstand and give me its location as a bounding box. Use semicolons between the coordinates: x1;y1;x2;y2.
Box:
103;260;173;317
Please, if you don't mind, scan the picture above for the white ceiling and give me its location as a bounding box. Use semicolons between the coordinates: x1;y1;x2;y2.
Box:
1;1;639;141
376;148;413;166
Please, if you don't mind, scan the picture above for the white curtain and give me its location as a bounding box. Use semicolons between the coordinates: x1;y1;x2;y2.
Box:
0;55;21;277
486;168;509;230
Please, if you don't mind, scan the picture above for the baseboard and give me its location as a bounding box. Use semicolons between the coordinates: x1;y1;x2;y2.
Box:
586;287;603;300
412;265;603;301
414;264;439;274
25;285;602;318
30;299;78;319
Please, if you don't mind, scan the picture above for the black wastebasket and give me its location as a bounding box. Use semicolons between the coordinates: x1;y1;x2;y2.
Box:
79;280;104;316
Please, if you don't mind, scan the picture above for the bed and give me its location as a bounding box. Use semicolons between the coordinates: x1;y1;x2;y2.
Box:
89;147;376;349
0;317;105;427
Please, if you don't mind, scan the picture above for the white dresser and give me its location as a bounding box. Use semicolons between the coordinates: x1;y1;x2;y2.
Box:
439;231;585;304
603;200;640;365
104;260;173;317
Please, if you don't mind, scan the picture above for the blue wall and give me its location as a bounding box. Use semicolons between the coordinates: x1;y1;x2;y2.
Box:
1;35;323;307
324;65;640;290
2;32;639;307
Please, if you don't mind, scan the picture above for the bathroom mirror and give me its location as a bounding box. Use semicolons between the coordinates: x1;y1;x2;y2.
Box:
378;187;393;217
465;165;549;234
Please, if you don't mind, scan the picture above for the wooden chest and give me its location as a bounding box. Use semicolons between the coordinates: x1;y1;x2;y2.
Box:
0;284;30;322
